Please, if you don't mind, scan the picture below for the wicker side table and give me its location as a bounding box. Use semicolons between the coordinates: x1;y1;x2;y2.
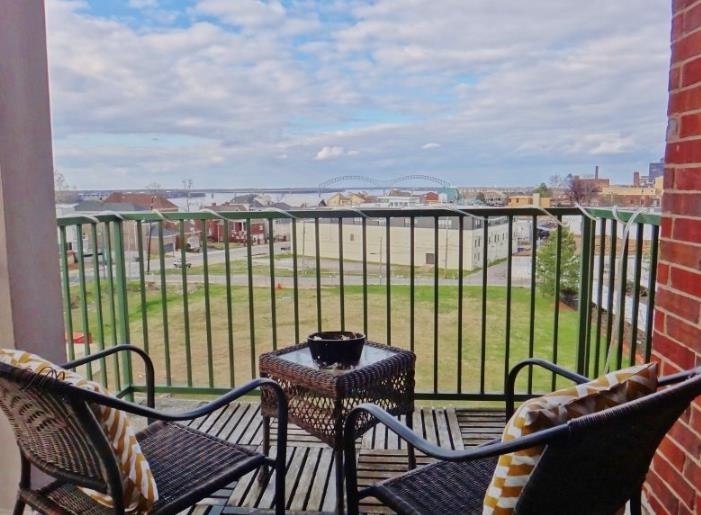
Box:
259;341;416;514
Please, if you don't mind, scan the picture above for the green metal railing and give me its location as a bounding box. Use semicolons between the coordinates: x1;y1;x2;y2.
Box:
58;206;660;401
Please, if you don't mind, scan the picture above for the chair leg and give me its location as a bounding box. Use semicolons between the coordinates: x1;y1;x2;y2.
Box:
629;489;642;515
273;415;287;515
13;456;30;515
12;495;25;515
344;438;360;515
259;416;271;484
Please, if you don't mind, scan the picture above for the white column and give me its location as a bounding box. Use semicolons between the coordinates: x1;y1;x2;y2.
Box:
0;0;65;510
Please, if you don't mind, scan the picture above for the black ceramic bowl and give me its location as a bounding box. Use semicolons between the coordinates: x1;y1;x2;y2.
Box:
307;331;366;368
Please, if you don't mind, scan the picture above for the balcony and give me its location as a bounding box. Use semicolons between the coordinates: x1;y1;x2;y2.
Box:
56;206;660;513
176;400;503;514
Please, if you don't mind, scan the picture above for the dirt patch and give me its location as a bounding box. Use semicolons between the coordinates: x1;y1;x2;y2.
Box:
557;301;577;312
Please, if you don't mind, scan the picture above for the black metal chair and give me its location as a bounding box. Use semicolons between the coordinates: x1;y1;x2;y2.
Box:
0;345;288;515
344;358;701;515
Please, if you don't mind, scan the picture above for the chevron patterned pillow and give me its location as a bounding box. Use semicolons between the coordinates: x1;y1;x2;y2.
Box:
482;362;658;515
0;349;158;513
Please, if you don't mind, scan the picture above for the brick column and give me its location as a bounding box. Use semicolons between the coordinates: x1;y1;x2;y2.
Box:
649;1;701;513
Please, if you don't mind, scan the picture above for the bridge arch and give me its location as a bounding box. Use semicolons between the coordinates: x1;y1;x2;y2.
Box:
318;174;452;194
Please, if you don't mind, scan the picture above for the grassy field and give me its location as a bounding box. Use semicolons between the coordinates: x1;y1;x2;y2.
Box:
68;279;584;397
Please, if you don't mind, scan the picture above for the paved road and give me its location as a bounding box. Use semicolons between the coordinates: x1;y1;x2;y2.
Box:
133;256;534;288
69;244;536;288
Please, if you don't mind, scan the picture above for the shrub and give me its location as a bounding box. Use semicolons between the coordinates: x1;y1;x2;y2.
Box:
536;226;580;298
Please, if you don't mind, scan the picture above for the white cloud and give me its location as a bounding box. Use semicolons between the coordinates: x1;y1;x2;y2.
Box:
45;0;670;188
588;135;635;155
315;146;346;160
194;0;286;29
128;0;159;8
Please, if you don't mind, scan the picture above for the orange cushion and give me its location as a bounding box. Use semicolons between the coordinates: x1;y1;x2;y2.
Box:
0;349;158;512
482;362;658;515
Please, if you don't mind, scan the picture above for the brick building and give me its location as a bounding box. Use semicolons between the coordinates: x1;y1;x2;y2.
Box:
598;185;661;208
649;2;701;513
201;203;268;244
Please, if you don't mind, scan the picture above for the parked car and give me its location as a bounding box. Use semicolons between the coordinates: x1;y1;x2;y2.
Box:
173;259;191;269
186;237;201;252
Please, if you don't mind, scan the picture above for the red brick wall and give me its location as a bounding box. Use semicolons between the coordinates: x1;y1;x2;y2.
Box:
649;1;701;513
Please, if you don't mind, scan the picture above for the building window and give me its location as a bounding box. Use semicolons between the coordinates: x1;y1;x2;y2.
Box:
425;252;435;265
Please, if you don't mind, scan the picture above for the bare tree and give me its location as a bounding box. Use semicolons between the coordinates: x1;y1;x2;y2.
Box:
566;174;600;205
548;175;565;190
145;182;162;194
54;170;79;203
182;178;193;212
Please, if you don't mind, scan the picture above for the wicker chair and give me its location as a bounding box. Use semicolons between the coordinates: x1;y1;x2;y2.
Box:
343;358;701;515
0;345;288;515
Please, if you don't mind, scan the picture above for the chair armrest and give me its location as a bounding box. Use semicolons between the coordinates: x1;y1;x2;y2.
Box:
506;358;589;418
57;376;288;474
343;402;570;508
344;403;565;462
658;366;701;387
65;376;287;426
61;344;155;410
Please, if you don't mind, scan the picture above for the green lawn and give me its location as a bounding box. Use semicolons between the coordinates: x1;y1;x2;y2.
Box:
67;279;586;397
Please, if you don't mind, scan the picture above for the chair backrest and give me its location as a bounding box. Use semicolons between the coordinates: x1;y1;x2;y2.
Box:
515;369;701;515
0;362;123;498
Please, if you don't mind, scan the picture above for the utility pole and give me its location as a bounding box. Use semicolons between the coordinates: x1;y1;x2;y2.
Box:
378;235;384;285
444;227;449;278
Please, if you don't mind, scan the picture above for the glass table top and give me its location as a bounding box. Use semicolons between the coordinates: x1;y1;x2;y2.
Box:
278;343;396;373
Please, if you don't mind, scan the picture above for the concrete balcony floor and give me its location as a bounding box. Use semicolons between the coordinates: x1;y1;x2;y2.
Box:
165;401;506;514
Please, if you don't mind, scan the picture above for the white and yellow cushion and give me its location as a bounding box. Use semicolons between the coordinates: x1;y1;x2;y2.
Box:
0;349;158;513
482;362;658;515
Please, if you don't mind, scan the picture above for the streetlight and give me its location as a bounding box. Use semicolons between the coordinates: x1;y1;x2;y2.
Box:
146;195;155;273
369;235;384;285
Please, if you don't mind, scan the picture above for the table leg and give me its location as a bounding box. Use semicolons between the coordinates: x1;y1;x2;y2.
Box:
406;410;416;470
263;415;271;455
334;445;344;514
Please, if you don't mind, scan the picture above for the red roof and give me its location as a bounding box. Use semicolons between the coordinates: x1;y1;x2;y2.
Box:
103;193;178;211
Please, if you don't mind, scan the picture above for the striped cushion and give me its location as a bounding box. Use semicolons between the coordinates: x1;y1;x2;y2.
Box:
482;362;658;515
0;349;158;512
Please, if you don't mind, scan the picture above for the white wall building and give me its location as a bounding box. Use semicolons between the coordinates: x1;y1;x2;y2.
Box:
294;215;515;271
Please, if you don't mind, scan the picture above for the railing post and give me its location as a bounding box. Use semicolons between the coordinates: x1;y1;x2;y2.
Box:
58;226;75;361
112;218;133;396
576;216;594;376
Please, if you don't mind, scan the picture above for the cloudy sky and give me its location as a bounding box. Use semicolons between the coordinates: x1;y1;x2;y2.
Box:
46;0;671;190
